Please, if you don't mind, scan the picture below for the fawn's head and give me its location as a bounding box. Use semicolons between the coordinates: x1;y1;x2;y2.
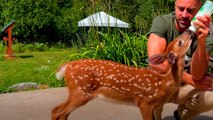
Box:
166;30;194;59
148;30;194;65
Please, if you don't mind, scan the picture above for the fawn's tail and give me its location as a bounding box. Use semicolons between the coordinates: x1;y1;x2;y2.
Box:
55;63;68;80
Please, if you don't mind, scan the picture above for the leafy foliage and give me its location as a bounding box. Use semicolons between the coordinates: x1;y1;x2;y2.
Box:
0;0;58;43
69;29;148;68
0;0;174;44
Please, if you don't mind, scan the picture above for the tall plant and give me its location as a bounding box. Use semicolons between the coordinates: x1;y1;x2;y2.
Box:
70;29;148;67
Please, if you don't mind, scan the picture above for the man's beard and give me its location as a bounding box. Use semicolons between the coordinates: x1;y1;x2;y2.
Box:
178;22;187;29
176;18;190;30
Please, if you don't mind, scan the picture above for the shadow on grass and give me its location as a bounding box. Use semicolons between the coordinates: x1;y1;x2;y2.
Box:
16;54;34;59
0;54;34;61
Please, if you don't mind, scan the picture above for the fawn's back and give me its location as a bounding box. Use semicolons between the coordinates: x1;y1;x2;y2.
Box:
58;59;176;104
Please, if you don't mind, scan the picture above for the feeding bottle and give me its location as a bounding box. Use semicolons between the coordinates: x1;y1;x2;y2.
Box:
188;0;213;33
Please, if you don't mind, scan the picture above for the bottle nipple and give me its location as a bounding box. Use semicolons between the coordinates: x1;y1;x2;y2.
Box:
188;26;197;33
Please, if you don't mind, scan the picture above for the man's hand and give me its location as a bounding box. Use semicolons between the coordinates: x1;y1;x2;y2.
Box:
193;73;213;91
148;60;169;73
193;14;211;43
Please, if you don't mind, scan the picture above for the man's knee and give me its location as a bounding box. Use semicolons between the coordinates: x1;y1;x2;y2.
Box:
185;92;205;110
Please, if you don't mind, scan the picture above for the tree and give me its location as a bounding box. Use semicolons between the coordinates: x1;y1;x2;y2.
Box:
0;0;174;44
0;0;57;43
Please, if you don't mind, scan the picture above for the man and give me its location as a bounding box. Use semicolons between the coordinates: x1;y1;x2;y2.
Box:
147;0;213;120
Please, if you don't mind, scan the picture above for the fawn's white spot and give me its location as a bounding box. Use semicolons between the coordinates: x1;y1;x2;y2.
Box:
106;74;115;79
148;95;153;98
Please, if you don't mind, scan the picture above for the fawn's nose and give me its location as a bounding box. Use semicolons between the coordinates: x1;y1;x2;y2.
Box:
186;30;195;40
189;31;194;39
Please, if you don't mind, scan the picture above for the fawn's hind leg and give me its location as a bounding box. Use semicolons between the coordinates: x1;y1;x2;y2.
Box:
51;89;92;120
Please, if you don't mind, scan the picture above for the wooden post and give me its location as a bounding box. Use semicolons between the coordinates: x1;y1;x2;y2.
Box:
2;20;15;59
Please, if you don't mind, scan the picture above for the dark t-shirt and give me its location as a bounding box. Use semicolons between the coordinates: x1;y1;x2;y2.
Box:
148;12;213;57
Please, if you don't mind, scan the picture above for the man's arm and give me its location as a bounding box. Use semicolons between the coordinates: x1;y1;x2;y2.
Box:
147;33;168;72
190;15;212;80
182;72;212;91
190;43;209;80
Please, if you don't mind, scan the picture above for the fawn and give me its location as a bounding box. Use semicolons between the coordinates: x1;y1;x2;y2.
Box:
52;30;194;120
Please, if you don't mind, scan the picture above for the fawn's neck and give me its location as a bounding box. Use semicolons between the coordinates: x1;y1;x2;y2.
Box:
171;57;184;86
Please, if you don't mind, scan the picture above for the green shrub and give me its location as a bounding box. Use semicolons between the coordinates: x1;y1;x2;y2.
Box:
69;29;148;68
0;41;53;54
0;41;5;53
33;43;48;52
12;42;26;53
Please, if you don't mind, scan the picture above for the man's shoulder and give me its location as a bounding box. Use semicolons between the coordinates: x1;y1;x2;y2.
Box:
155;13;174;22
147;12;176;39
161;13;174;18
151;12;175;31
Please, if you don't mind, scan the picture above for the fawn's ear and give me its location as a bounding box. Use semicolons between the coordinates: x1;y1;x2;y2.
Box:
147;53;167;65
167;52;176;64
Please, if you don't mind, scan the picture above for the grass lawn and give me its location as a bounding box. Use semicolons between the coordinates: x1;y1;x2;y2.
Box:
0;49;76;93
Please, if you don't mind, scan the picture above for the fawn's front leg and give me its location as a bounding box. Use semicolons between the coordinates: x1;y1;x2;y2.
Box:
153;105;163;120
139;102;156;120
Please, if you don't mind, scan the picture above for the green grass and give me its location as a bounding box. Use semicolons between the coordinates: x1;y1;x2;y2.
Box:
0;49;76;93
0;30;149;93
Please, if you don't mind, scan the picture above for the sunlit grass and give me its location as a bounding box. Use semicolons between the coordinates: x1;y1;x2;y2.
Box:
0;49;75;93
0;30;149;93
